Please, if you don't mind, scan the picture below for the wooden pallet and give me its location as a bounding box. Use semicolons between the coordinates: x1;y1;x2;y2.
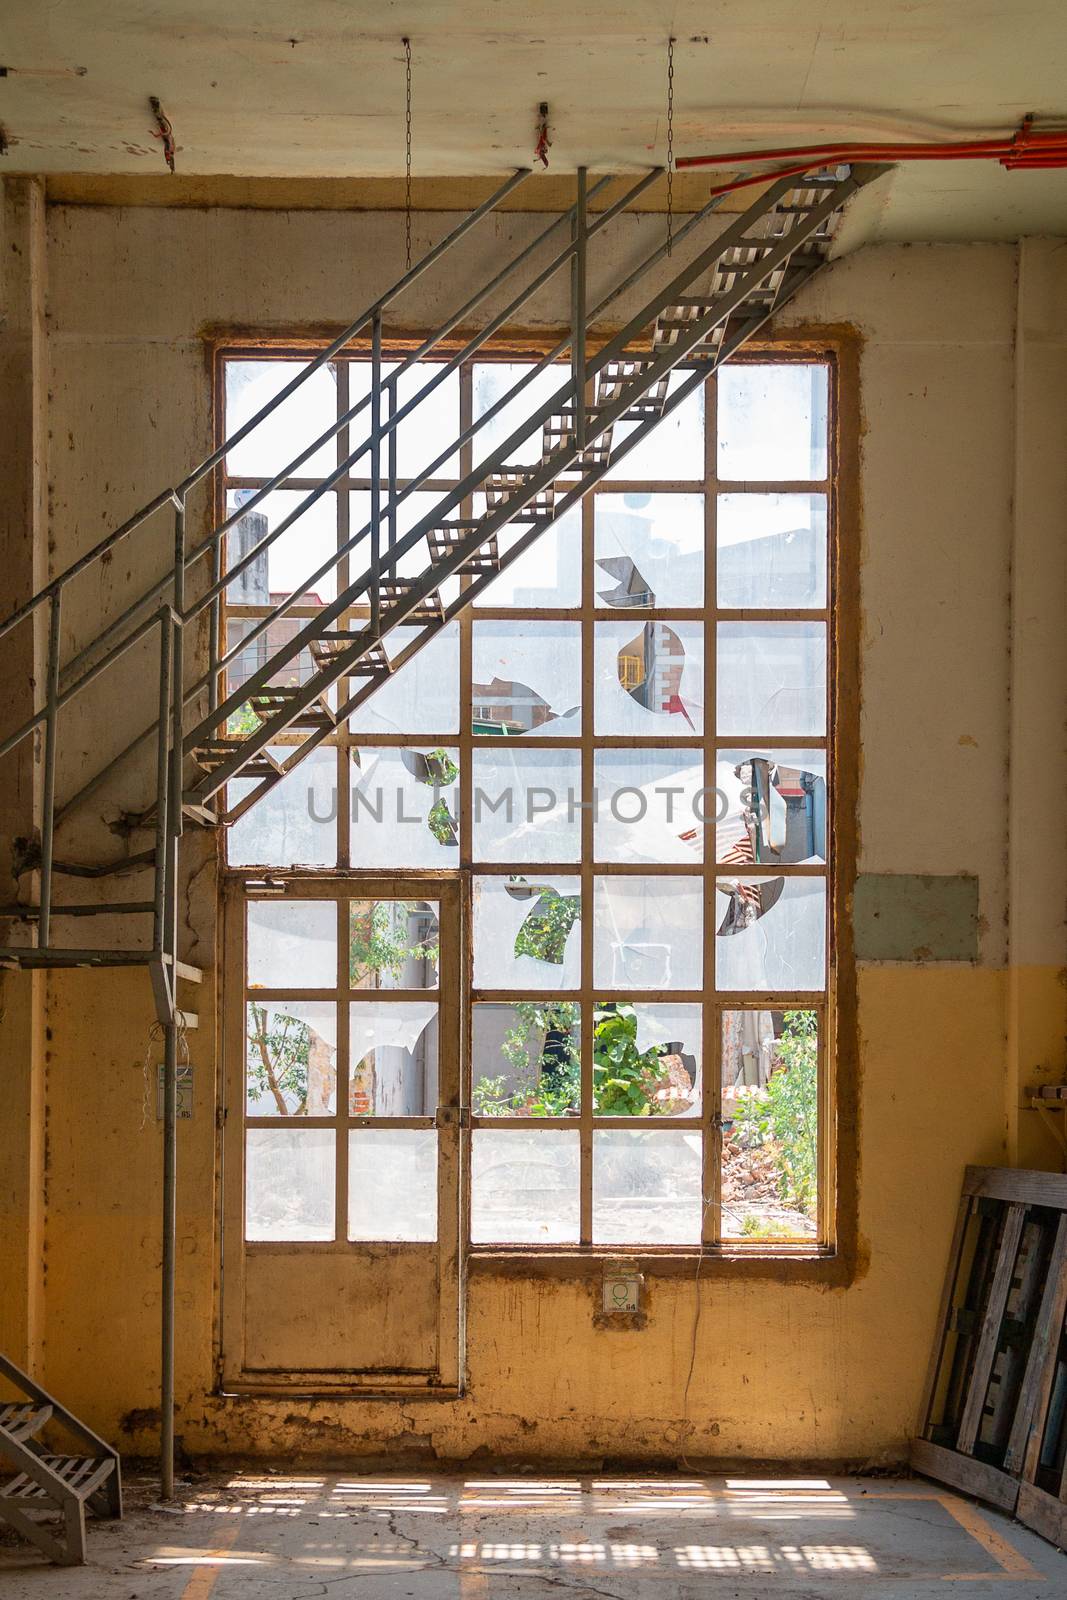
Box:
0;1354;122;1566
912;1166;1067;1548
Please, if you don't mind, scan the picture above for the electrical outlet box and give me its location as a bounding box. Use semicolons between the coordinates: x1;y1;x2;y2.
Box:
602;1267;642;1314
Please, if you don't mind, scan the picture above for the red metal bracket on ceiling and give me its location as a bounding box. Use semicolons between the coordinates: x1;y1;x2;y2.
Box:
149;96;176;172
535;102;551;169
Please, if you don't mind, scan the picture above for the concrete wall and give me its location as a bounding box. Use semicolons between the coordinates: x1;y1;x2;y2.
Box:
1;187;1065;1466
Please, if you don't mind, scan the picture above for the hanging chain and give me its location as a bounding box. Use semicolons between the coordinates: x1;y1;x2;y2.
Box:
403;36;413;271
666;36;676;256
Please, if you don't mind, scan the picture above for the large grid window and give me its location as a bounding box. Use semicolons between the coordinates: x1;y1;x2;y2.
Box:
221;346;836;1252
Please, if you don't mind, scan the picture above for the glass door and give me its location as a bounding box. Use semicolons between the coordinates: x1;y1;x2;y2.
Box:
221;877;462;1392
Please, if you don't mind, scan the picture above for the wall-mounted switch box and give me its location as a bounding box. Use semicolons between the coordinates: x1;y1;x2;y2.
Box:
602;1265;642;1314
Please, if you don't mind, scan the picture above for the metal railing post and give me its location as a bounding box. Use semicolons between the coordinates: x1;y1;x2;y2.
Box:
37;593;62;950
370;313;383;635
160;497;185;1503
572;166;588;452
152;611;173;954
387;374;398;578
160;1015;178;1501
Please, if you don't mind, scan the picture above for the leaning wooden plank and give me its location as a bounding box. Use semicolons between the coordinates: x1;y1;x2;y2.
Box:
1017;1482;1067;1550
963;1167;1067;1208
915;1192;973;1438
955;1203;1027;1453
910;1437;1020;1512
1008;1215;1067;1477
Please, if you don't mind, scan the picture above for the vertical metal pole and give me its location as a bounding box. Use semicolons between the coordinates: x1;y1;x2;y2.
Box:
161;499;186;1502
370;313;383;633
208;538;222;714
386;374;398;579
572;166;588;453
161;1017;178;1501
37;592;62;950
152;612;173;954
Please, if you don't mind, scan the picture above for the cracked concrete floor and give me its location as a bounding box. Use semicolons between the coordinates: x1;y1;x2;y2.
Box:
1;1471;1065;1597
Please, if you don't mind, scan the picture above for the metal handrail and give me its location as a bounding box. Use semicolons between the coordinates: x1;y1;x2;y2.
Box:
48;176;730;823
58;170;630;688
0;167;531;650
36;167;666;769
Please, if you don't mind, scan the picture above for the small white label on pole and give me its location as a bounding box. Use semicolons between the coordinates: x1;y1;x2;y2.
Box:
156;1064;194;1121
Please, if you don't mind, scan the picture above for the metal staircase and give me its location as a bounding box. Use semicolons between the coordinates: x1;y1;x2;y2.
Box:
0;1354;122;1565
0;161;887;1495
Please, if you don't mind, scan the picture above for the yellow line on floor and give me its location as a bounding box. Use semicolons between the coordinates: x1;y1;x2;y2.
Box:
179;1522;241;1600
937;1494;1041;1580
459;1571;490;1598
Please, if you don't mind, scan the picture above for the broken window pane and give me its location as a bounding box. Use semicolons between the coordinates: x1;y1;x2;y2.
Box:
473;504;582;608
347;1130;438;1242
227;746;339;868
717;364;828;482
716;622;826;736
350;746;460;868
605;374;705;481
717;494;827;608
349;900;440;991
246;1128;336;1241
592;1130;703;1244
471;1129;580;1243
593;748;704;864
592;1003;701;1117
593;875;703;990
473;875;581;991
715;749;827;866
471;621;581;736
226;489;338;605
226;360;339;480
594;620;704;736
714;876;826;992
247;898;337;990
348;622;459;736
472;1003;580;1117
349;1002;438;1116
471;749;581;864
721;1010;819;1240
594;493;704;609
472;361;572;470
246;1001;337;1117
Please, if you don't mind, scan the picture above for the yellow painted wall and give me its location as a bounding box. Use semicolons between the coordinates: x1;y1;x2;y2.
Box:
1;192;1065;1464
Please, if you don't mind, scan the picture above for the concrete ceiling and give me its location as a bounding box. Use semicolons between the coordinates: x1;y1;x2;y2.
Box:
3;1;1067;241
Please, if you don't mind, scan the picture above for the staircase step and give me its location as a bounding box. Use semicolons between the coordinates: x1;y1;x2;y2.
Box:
0;1403;52;1442
247;687;335;731
484;471;557;520
379;580;444;622
309;635;391;675
427;523;501;576
1;1455;116;1505
162;953;203;984
192;740;281;780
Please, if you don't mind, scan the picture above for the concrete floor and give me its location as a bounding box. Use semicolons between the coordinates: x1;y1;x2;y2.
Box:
1;1471;1065;1597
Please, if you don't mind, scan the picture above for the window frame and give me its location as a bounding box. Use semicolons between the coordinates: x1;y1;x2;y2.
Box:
212;328;860;1279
